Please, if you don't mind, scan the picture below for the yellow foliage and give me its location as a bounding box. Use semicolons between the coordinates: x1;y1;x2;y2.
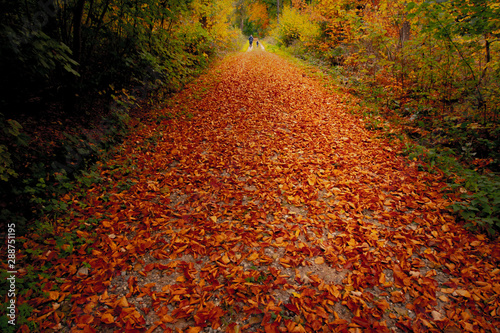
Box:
275;6;320;46
189;0;239;48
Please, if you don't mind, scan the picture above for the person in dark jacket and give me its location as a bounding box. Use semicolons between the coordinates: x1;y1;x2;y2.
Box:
249;35;254;47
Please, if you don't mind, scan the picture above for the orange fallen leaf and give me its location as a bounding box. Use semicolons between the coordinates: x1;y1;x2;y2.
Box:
101;313;114;324
161;314;175;323
116;296;129;308
17;43;500;333
431;310;444;320
455;289;471;298
48;291;59;301
247;252;259;261
314;257;325;265
221;253;231;264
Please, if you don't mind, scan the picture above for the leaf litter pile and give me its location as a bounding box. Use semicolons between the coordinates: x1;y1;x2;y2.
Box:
13;50;500;332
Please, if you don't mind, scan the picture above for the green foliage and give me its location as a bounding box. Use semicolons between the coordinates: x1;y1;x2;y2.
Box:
55;230;93;258
403;141;500;234
1;0;236;118
0;115;29;181
403;142;460;175
450;172;500;235
0;265;44;332
0;24;80;106
0;104;129;234
406;0;500;122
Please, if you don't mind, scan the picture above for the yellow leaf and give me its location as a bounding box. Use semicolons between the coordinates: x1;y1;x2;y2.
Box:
210;215;217;223
176;275;186;282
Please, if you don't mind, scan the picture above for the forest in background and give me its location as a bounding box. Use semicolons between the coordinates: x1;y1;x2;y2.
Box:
1;0;499;235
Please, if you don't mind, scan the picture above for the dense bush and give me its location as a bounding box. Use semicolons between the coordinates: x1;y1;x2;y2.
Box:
272;5;320;47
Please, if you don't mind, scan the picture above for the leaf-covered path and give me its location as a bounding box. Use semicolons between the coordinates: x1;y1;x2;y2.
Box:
20;49;500;332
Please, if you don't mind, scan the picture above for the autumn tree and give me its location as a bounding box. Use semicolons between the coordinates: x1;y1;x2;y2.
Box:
247;2;271;36
273;4;320;46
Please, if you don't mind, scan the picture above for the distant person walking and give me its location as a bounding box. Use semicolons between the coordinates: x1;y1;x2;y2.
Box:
249;35;254;47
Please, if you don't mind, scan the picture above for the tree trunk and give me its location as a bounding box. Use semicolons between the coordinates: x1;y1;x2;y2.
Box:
65;0;86;114
85;0;111;61
277;0;280;25
485;37;491;63
399;20;410;48
72;0;86;64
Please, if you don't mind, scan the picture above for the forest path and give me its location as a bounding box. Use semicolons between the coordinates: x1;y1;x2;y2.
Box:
25;50;500;332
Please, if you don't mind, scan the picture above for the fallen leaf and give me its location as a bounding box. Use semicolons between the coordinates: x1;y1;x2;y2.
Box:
247;252;259;261
314;257;325;265
454;289;471;298
117;296;129;308
101;313;114;324
77;266;89;276
221;253;231;264
161;314;175;323
431;310;444;321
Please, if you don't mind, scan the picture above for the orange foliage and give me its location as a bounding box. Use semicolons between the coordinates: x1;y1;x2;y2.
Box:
248;2;270;30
